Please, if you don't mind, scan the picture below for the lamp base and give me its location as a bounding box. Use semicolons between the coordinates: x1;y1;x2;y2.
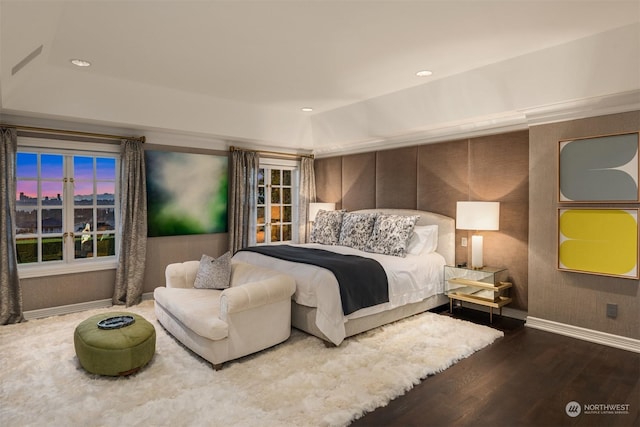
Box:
471;235;484;270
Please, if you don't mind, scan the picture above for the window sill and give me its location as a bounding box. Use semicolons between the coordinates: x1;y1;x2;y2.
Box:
18;259;118;279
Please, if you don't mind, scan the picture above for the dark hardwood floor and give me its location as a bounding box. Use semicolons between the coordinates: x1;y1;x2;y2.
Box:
351;307;639;427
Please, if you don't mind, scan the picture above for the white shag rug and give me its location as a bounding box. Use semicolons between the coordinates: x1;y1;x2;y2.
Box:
0;300;502;427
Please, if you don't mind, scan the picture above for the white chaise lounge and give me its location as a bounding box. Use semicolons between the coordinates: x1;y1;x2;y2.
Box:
154;261;296;369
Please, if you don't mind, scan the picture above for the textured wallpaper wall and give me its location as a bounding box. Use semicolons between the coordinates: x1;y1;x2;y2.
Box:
315;130;530;311
529;111;639;339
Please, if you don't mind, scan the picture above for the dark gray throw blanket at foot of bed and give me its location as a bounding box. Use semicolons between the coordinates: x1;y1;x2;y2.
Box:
238;245;389;315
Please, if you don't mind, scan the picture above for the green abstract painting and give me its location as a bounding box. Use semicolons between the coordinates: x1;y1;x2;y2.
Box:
145;150;228;237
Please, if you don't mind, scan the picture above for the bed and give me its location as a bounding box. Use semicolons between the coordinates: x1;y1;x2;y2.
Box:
231;209;455;345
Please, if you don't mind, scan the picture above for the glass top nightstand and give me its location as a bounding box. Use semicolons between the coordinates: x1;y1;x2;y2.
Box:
444;265;511;322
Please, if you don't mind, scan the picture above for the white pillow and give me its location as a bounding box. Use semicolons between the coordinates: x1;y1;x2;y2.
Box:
407;225;438;255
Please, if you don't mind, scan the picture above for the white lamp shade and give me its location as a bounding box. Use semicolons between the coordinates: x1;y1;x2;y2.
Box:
456;201;500;231
308;202;335;222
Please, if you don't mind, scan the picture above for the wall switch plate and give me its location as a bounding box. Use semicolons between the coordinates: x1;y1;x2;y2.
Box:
606;303;618;318
461;237;468;247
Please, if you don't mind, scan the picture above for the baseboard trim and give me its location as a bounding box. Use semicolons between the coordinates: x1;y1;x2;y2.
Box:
23;292;155;320
526;316;640;353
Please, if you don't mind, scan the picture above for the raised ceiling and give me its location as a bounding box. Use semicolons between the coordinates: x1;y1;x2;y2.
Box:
1;1;639;153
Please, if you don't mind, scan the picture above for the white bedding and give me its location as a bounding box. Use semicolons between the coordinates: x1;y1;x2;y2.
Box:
231;243;446;345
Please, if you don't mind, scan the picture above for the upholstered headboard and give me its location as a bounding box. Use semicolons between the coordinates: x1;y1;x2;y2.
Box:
354;209;455;266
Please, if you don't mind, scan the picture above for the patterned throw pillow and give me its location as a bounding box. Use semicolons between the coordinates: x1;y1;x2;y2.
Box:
338;212;377;250
365;214;419;257
310;209;345;245
193;252;232;289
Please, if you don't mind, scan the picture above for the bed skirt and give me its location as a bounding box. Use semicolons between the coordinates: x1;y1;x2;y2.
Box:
291;293;449;345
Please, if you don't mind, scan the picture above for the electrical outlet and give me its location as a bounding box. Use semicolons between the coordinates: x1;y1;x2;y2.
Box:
461;237;467;247
606;303;618;318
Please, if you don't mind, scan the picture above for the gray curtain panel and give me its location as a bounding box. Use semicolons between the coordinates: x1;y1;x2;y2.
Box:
298;157;316;243
229;150;259;254
0;127;24;324
113;139;147;306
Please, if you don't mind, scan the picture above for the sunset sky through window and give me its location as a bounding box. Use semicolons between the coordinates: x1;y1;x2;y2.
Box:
16;153;115;201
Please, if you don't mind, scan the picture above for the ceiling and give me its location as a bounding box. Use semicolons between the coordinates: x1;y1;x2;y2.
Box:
1;1;639;152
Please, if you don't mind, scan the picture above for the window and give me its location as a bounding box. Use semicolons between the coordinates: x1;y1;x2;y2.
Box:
256;160;298;244
15;138;120;277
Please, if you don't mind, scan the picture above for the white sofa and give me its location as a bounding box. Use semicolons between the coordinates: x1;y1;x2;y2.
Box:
154;260;296;369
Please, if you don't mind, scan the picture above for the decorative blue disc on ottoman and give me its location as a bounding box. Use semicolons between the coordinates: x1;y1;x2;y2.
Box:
74;312;156;376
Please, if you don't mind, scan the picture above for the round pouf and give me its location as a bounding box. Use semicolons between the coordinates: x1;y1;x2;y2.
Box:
74;312;156;376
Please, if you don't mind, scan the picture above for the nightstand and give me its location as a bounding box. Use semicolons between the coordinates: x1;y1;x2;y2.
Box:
444;265;512;323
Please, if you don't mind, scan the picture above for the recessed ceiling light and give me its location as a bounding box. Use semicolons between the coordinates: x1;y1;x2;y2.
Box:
70;59;91;67
301;107;313;112
416;70;433;77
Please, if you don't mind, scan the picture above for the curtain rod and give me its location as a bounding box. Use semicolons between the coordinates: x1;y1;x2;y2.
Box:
230;145;313;159
0;124;146;143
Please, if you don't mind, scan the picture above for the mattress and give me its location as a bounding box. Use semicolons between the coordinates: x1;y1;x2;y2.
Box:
232;243;446;345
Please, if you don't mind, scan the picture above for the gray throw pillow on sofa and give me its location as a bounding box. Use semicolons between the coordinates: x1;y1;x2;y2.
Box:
193;252;232;289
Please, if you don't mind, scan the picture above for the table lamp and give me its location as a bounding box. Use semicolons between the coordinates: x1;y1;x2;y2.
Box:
308;202;335;222
456;201;500;269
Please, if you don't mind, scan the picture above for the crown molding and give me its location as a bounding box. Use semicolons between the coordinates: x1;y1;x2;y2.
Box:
5;90;638;158
312;90;640;158
312;112;529;158
521;90;640;126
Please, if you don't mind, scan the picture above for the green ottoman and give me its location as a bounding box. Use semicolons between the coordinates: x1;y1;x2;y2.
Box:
74;312;156;376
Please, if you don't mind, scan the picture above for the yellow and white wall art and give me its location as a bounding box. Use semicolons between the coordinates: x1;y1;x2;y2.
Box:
558;208;639;279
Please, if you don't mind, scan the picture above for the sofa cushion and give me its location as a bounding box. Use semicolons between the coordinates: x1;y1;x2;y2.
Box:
194;252;232;289
154;287;228;341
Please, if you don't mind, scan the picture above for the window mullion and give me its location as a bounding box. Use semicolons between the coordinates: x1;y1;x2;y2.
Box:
36;154;43;263
265;171;272;244
91;157;98;258
63;156;75;262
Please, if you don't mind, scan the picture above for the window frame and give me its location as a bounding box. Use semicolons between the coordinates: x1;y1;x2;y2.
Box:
16;137;121;278
256;158;300;245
